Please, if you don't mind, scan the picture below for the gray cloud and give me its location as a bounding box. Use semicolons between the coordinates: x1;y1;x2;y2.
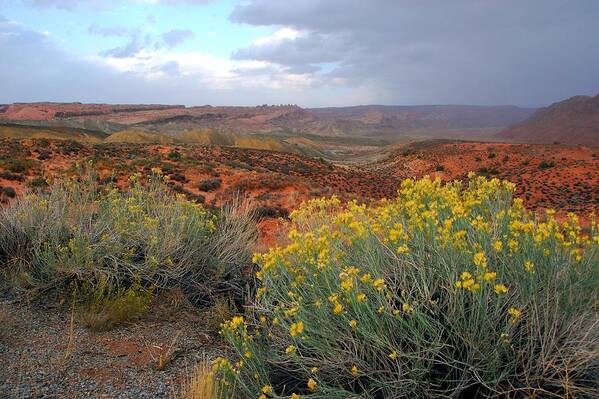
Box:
3;1;598;108
161;29;194;48
159;0;212;4
230;0;599;106
0;14;347;106
285;64;322;75
232;33;345;66
98;28;194;58
26;0;210;9
159;60;180;76
27;0;111;10
101;35;146;58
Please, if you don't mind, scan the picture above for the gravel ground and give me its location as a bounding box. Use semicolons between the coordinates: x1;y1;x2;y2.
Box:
0;298;227;398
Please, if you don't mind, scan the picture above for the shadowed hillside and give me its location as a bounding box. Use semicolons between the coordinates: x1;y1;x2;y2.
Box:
497;93;599;146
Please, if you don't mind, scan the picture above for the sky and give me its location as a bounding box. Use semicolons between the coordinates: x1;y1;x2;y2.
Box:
0;0;598;107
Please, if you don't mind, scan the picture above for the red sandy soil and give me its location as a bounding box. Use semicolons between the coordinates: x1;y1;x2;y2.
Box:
372;140;598;216
0;138;596;243
0;138;394;243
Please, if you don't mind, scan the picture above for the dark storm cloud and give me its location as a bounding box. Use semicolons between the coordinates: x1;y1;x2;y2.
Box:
232;32;346;66
230;0;599;106
161;29;195;48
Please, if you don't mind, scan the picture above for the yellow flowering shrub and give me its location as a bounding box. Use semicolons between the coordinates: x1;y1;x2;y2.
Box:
217;175;599;398
0;170;256;312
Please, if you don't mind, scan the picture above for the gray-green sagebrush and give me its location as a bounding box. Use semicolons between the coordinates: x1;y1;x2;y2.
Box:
0;170;258;308
219;176;599;399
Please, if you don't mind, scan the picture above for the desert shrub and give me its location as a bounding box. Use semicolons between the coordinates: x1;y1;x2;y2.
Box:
256;192;274;202
203;297;237;335
26;177;49;189
198;179;222;192
168;150;182;161
35;139;50;148
0;170;257;308
59;140;83;155
192;196;259;307
98;175;118;185
256;206;289;220
161;163;174;173
73;277;154;331
37;151;51;161
0;157;37;173
187;193;206;204
539;160;556;169
216;175;599;398
1;186;16;198
0;171;23;181
170;184;205;204
171;172;188;182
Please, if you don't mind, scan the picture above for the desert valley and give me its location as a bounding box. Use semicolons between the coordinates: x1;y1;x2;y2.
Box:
1;1;599;398
0;98;597;220
0;95;598;398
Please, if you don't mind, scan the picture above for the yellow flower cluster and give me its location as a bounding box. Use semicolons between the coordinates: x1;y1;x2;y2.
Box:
455;251;509;295
290;321;304;337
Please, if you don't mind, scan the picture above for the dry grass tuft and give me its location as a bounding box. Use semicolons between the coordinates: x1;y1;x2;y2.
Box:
179;361;219;399
202;297;235;335
63;305;76;361
75;279;154;332
153;330;181;371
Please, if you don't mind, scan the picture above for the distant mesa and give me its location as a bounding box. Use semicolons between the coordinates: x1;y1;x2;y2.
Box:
0;102;535;138
497;93;599;146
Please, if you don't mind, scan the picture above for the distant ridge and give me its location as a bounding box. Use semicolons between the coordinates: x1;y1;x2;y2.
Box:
307;104;536;136
497;93;599;146
0;102;536;143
